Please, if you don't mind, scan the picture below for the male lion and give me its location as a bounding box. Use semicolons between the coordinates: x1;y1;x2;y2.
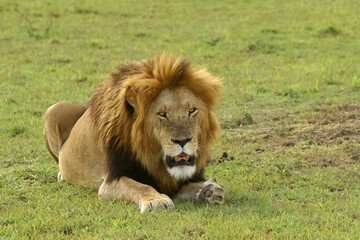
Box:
44;54;224;212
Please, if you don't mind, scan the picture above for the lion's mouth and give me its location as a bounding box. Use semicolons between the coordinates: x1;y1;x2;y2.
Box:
166;153;195;168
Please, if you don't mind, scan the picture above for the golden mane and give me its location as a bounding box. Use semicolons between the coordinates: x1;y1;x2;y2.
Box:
89;54;222;195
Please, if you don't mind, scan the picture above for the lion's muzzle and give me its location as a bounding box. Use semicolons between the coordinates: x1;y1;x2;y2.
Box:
166;154;195;168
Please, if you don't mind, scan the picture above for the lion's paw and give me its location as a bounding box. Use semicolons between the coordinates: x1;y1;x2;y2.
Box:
197;179;224;205
140;194;175;213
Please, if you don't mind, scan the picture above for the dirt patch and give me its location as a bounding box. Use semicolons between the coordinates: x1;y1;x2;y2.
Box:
293;148;359;169
262;104;360;147
247;104;360;168
308;104;359;125
306;104;360;145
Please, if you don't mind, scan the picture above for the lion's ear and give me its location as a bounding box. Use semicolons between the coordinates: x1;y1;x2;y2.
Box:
125;87;137;108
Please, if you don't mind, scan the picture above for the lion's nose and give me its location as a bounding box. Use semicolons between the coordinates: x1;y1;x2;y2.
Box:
171;137;192;148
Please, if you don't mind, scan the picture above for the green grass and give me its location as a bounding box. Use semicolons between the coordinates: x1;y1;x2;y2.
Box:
1;0;360;239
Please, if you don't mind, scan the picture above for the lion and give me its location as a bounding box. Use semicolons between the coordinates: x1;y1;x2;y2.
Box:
44;54;224;212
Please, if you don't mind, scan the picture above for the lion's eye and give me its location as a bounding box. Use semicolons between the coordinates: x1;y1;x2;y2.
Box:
189;107;197;115
157;112;167;118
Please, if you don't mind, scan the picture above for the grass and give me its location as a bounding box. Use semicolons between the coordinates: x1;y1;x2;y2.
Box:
1;0;359;239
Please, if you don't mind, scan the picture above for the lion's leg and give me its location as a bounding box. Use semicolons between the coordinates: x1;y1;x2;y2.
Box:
58;109;105;189
177;179;224;205
44;102;87;162
99;176;175;213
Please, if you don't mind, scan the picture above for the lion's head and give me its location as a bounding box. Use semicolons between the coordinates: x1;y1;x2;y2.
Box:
145;86;208;180
90;54;222;193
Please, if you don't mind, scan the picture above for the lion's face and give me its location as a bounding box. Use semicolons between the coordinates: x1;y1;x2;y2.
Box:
146;86;206;180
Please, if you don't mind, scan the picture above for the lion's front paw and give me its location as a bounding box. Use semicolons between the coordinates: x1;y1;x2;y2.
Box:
197;179;224;205
140;194;175;213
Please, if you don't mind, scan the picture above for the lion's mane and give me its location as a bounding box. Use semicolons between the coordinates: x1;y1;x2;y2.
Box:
89;54;222;196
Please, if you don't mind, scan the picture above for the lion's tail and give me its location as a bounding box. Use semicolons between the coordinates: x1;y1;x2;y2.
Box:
44;102;87;163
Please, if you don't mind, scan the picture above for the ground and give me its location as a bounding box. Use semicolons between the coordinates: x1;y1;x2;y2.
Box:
0;0;359;239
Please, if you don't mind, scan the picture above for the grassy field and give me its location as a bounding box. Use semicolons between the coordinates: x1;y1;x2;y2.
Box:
1;0;360;239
